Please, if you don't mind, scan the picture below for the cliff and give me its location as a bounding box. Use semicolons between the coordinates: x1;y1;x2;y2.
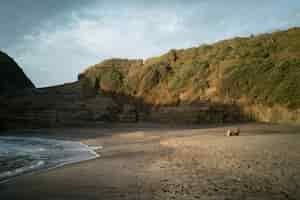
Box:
1;27;300;129
0;51;34;94
80;27;300;124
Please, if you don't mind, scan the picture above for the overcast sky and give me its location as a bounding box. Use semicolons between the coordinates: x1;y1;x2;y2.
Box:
1;0;300;87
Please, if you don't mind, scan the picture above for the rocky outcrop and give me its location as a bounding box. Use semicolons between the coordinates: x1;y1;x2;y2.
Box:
0;51;34;94
0;82;117;128
0;81;248;129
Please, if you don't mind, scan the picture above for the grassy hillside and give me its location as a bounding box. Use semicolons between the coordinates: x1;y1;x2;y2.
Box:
80;27;300;123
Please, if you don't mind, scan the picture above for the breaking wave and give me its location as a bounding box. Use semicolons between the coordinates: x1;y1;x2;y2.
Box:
0;136;100;183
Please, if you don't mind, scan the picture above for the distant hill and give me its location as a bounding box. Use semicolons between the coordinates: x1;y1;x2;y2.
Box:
0;51;34;94
80;27;300;124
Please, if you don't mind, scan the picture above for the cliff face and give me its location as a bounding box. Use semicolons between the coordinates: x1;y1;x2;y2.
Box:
80;27;300;124
0;82;123;128
1;28;300;129
0;51;34;94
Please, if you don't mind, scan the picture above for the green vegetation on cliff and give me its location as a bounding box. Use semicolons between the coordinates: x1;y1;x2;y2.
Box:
81;27;300;110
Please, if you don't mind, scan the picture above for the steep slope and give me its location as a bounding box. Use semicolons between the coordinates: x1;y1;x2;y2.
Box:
0;51;34;94
80;27;300;124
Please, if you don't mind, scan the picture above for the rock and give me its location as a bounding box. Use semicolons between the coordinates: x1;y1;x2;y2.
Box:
0;51;35;94
226;128;240;136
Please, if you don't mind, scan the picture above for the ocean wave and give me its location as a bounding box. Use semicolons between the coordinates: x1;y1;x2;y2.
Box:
0;136;101;183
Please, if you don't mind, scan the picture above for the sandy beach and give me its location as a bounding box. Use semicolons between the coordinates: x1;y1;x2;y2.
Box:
1;123;300;200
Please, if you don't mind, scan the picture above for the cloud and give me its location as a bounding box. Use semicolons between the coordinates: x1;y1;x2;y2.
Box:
0;1;92;49
4;0;300;87
7;6;197;86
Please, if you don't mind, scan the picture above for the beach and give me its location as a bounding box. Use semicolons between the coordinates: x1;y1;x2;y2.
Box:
1;123;300;199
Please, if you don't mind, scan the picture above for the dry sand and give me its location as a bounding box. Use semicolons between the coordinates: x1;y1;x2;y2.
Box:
1;123;300;199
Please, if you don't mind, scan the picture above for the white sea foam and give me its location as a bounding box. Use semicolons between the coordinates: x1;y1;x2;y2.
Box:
0;160;45;181
0;136;101;183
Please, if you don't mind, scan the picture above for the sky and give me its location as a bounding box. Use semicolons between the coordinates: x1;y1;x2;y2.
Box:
1;0;300;87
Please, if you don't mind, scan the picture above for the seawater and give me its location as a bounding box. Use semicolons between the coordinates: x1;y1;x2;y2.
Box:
0;136;100;183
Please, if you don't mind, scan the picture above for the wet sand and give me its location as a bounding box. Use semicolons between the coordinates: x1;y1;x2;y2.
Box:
1;123;300;199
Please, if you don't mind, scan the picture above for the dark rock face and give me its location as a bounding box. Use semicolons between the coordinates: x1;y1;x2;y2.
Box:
0;81;248;129
0;51;34;94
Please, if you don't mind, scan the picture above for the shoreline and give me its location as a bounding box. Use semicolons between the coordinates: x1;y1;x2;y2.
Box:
0;137;101;184
1;123;300;199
